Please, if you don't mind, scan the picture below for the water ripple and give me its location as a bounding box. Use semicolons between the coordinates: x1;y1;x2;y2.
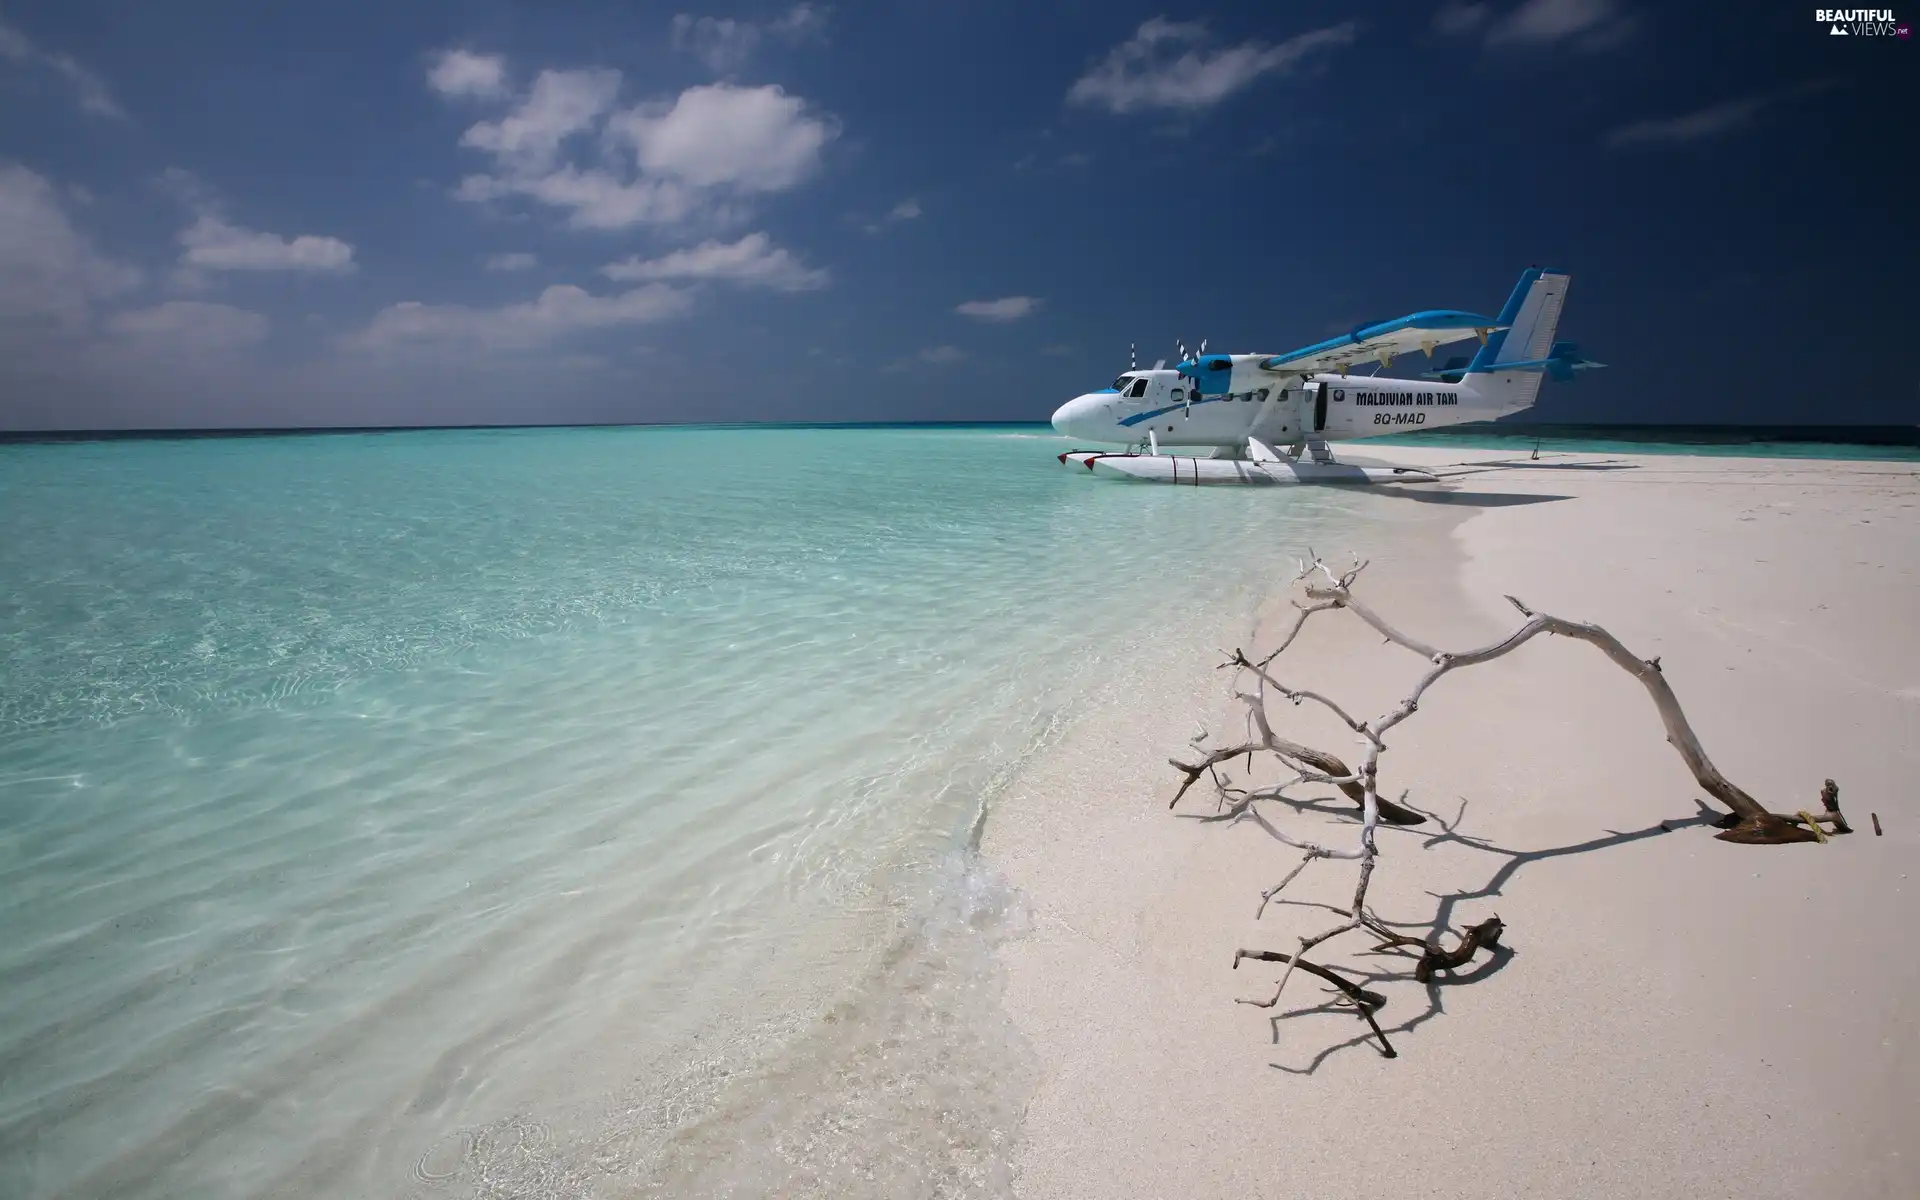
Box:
0;426;1352;1198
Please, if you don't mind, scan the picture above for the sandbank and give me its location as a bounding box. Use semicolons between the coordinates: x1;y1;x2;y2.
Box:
982;447;1918;1199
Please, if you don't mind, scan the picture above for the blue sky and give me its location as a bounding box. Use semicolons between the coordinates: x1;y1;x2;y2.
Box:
1;0;1913;429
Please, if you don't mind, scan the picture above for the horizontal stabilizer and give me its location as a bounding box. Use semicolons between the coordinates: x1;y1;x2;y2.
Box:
1470;340;1606;381
1545;340;1606;381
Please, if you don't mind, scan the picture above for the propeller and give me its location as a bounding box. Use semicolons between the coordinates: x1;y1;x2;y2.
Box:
1180;338;1210;418
1129;342;1137;371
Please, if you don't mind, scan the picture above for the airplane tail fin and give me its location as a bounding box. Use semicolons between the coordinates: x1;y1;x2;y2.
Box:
1463;267;1573;414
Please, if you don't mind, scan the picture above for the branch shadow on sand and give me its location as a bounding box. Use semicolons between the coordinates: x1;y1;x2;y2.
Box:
1233;793;1724;1075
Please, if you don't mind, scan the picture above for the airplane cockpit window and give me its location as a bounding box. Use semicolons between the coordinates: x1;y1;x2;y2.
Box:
1127;378;1149;398
1110;375;1132;392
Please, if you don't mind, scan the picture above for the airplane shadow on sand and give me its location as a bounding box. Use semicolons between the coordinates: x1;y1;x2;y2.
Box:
1437;457;1642;475
1367;456;1644;507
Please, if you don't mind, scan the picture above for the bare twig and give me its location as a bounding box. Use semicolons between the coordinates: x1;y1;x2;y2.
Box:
1233;949;1384;1009
1183;553;1851;1061
1257;850;1327;918
1233;947;1395;1057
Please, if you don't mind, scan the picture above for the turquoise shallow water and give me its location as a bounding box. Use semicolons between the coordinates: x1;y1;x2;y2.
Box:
0;426;1357;1198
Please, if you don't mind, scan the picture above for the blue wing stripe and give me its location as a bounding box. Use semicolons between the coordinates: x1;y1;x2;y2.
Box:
1259;308;1501;371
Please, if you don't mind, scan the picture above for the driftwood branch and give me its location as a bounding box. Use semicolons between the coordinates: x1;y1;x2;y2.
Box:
1367;915;1507;983
1232;948;1397;1058
1233;949;1385;1009
1175;553;1851;1060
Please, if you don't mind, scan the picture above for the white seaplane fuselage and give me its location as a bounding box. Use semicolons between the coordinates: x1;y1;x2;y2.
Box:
1050;367;1511;450
1049;365;1536;486
1048;267;1593;485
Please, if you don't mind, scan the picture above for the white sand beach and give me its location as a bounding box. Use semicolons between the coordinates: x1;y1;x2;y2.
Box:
983;448;1919;1199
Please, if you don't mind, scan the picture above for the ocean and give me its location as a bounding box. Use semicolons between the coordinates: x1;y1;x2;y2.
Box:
0;425;1362;1198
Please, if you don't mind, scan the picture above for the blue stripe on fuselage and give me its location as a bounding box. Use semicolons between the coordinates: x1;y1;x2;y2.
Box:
1116;394;1231;427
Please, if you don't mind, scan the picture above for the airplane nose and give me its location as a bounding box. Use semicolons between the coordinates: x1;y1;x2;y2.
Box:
1050;401;1073;436
1051;394;1095;437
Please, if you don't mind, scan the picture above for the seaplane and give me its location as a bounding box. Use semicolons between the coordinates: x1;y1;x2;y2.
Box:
1052;267;1603;484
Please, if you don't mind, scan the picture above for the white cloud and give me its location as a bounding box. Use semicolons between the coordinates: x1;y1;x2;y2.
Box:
447;69;837;231
1484;0;1634;49
1068;18;1356;114
1432;3;1493;34
864;197;921;232
485;251;538;271
670;16;760;74
180;215;356;273
769;4;831;42
0;18;125;119
461;68;621;171
344;283;691;352
458;166;701;230
611;84;836;192
1605;96;1768;147
601;232;827;291
956;296;1042;321
0;163;142;329
108;300;269;349
154;168;357;276
155;165;216;209
428;49;508;99
670;4;831;74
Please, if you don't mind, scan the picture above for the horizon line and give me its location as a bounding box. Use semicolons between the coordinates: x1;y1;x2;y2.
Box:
3;419;1918;447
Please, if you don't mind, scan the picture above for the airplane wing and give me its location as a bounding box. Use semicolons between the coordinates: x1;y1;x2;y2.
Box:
1255;309;1503;376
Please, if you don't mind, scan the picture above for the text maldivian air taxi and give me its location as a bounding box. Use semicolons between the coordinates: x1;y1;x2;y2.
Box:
1051;267;1603;485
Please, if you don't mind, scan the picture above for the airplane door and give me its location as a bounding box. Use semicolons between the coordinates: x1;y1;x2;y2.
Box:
1310;382;1328;432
